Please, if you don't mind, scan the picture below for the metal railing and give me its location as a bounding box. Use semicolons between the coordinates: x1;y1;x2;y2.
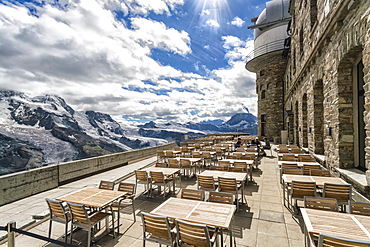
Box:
245;39;286;64
1;221;75;247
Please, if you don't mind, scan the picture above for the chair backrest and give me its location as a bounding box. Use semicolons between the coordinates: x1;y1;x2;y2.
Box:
181;189;205;201
233;161;248;170
291;180;316;199
348;201;370;216
239;156;253;160
210;166;226;171
141;212;175;245
45;198;69;222
304;196;338;212
283;168;303;175
67;202;90;225
218;160;230;167
236;147;245;152
157;151;165;157
135;170;149;182
218;177;238;194
289;145;299;148
299;156;316;162
317;233;370;247
279;148;290;153
310;169;331;177
233;152;244;157
175;219;214;247
180;159;191;168
290;148;304;154
282;153;295;158
281;163;298;169
192;151;202;158
150;171;166;183
228;167;245;173
166;151;175;158
323;183;352;204
209;191;234;205
246;148;256;152
281;156;296;161
117;182;136;197
167;158;178;166
303;164;321;175
156;162;167;167
197;175;216;190
99;180;114;190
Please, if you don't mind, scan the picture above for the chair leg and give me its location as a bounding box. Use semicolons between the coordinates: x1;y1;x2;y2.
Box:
48;220;52;239
132;203;136;222
64;221;68;242
87;228;91;247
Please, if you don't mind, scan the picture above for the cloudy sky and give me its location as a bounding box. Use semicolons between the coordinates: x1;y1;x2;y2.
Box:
0;0;265;124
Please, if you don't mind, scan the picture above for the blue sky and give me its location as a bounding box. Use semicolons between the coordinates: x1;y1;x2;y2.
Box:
0;0;265;124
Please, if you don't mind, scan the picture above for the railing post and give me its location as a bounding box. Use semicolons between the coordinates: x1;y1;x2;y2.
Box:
7;221;16;247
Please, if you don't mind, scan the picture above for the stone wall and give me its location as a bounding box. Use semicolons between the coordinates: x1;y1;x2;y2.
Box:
0;142;177;206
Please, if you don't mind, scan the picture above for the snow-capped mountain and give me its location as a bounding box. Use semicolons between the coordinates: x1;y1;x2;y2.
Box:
0;90;257;175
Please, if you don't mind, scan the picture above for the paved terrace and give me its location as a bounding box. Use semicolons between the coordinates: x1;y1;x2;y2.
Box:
0;152;305;247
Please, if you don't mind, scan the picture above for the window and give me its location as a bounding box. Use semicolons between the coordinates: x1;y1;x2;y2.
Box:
261;114;267;136
261;90;266;99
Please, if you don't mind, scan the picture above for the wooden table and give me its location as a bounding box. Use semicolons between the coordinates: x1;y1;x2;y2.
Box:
199;170;248;203
151;197;236;246
56;187;127;209
221;159;254;181
282;174;348;207
56;187;127;237
301;208;370;246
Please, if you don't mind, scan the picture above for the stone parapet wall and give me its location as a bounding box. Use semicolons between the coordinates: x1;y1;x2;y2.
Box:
0;142;177;206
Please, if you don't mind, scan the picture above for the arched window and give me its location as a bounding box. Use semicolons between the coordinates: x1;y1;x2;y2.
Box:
261;90;266;99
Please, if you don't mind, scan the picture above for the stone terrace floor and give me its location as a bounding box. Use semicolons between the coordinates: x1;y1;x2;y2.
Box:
0;152;306;247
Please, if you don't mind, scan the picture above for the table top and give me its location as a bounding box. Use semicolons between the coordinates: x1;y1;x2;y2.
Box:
222;159;254;165
150;197;236;229
282;174;347;187
278;161;321;167
143;167;181;176
301;208;370;241
175;157;202;163
56;187;127;208
199;170;248;182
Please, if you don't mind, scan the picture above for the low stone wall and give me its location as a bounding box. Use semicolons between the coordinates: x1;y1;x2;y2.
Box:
0;142;177;206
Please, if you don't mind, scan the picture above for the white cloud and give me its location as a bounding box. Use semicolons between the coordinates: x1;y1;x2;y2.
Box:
206;19;220;28
201;9;210;16
0;0;257;124
230;16;244;27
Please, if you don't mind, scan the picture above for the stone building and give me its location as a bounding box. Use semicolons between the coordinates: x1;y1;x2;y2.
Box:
246;0;370;196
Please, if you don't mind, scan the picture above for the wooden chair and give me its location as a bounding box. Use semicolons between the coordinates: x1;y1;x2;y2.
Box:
150;171;173;198
317;233;370;247
228;167;245;173
45;198;71;243
155;162;167;167
322;183;352;212
197;175;217;191
98;180;114;190
290;148;304;154
175;219;219;247
167;158;179;167
348;201;370;216
209;191;234;205
165;150;175;158
233;152;244;158
281;156;296;161
235;147;245;152
289;145;299;148
192;151;202;158
141;212;176;247
278;148;290;153
210;165;227;171
304;196;339;212
202;151;216;167
67;202;112;247
134;170;151;197
299;156;316;162
111;182;136;235
218;177;242;210
280;163;298;184
283;168;303;175
218;160;230;169
157;151;166;162
310;169;331;177
180;159;195;177
302;164;321;175
180;188;205;201
289;180;316;211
